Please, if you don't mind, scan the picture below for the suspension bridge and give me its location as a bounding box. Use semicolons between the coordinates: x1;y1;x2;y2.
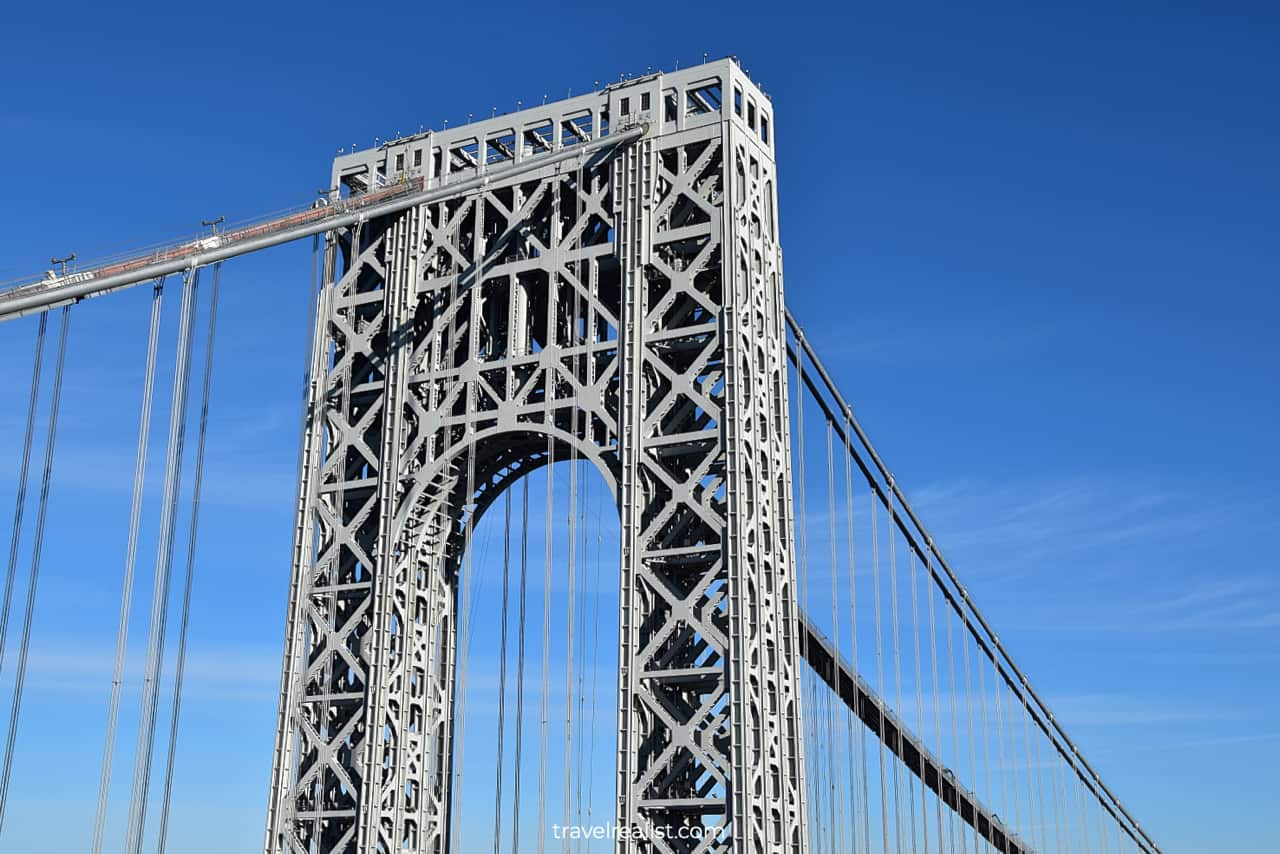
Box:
0;58;1161;853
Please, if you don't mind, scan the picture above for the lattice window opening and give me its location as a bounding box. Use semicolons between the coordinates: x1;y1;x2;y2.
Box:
685;79;723;117
560;110;595;147
484;130;517;165
522;121;554;156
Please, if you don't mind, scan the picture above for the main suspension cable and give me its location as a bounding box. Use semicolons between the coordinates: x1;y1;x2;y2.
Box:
0;304;72;831
124;268;200;854
789;316;1160;853
92;279;166;854
156;262;220;854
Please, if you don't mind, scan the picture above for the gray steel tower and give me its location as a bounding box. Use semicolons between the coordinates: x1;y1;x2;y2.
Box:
264;59;808;853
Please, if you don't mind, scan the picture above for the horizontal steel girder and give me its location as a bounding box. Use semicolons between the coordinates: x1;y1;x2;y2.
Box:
797;616;1034;854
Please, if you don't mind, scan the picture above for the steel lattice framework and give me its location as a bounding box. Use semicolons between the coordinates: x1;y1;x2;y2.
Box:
263;61;808;853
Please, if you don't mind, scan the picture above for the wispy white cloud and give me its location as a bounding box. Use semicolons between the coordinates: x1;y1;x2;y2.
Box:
23;642;280;704
790;471;1280;649
905;475;1230;569
1040;692;1224;728
1125;578;1280;631
0;441;297;512
797;307;1064;367
1117;731;1280;753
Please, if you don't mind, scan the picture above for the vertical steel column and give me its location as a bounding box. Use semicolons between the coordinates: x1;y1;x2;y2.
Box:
720;100;807;853
266;220;393;853
265;233;336;852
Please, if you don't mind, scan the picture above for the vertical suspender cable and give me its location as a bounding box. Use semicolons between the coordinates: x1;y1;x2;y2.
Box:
824;425;846;853
1055;753;1072;852
817;672;828;849
1028;705;1048;854
453;188;498;848
1070;768;1080;854
944;604;964;854
493;489;512;854
1096;782;1110;854
563;350;578;854
583;483;604;838
511;476;529;854
1075;753;1092;854
821;633;837;854
573;474;590;847
792;357;819;852
1000;677;1019;848
156;262;220;854
0;308;50;826
450;431;478;854
536;188;559;848
924;574;947;854
1067;756;1081;851
1049;731;1067;853
1021;694;1042;852
92;279;166;854
569;467;587;852
536;434;554;854
869;495;890;854
0;304;71;832
842;414;870;854
0;312;47;677
976;645;994;846
577;164;602;845
563;162;583;853
887;496;908;854
125;268;200;854
959;618;979;854
909;550;930;854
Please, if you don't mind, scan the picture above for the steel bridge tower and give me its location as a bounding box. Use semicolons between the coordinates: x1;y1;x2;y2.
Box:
264;60;807;853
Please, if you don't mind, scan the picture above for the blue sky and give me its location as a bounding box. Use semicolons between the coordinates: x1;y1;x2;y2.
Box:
0;1;1277;852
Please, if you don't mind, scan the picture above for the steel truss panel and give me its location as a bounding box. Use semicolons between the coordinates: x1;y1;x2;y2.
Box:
265;59;807;853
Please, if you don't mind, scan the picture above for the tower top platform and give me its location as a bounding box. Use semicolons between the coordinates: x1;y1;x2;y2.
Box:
331;57;775;195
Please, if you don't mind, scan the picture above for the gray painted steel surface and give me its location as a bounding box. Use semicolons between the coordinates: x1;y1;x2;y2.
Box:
264;60;808;853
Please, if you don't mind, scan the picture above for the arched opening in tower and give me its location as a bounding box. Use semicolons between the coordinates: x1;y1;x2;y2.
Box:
449;456;621;853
